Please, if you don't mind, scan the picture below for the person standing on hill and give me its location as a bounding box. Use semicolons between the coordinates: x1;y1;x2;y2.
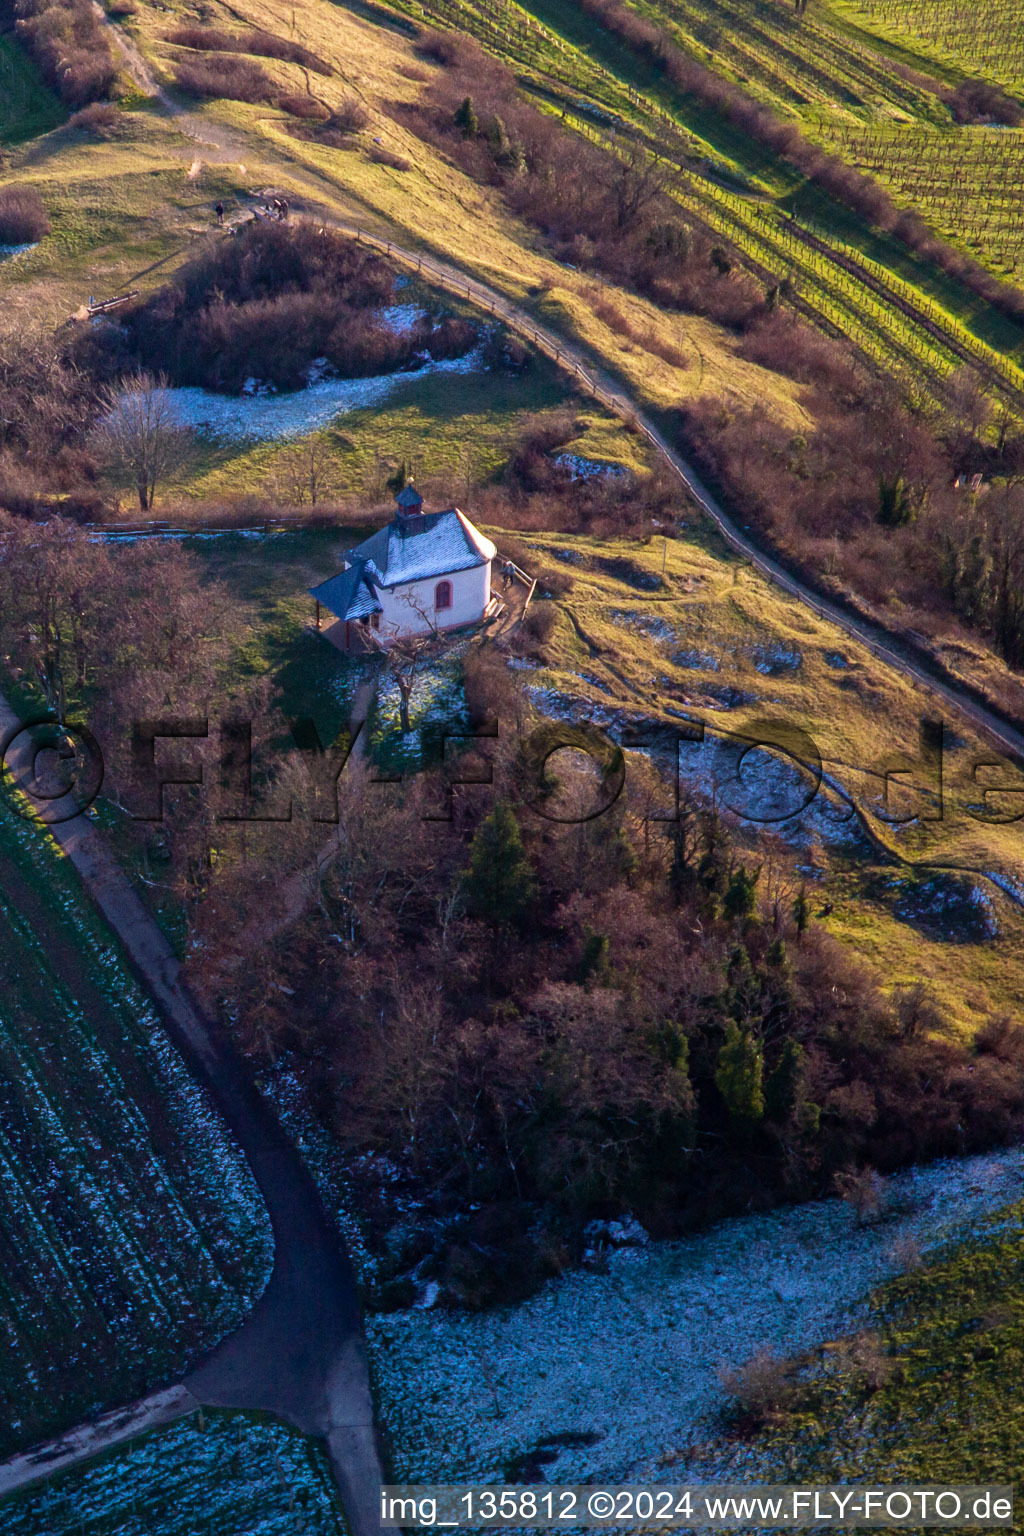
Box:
215;202;224;226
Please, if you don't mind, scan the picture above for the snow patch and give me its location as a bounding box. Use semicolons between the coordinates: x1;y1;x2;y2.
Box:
553;453;629;481
144;347;488;443
368;1148;1024;1486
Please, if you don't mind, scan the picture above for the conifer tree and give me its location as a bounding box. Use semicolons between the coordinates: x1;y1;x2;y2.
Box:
454;96;479;138
464;801;535;928
765;1038;805;1124
715;1020;765;1125
793;884;810;940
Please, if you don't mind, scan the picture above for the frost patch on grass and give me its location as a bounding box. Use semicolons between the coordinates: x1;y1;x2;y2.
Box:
0;243;37;260
368;1149;1024;1486
674;649;721;671
608;609;676;643
527;686;861;849
700;683;756;710
890;872;998;942
0;1412;344;1536
553;453;628;481
824;650;850;669
985;870;1024;908
751;643;802;676
150;348;487;442
381;303;428;333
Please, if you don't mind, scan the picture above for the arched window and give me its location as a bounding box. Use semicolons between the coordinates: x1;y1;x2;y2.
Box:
434;580;453;612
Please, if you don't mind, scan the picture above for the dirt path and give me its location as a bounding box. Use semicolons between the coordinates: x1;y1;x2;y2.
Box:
90;10;1024;770
0;1388;200;1500
0;697;387;1536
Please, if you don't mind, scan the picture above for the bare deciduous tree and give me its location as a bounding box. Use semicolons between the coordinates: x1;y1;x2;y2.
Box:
271;435;343;507
97;373;194;511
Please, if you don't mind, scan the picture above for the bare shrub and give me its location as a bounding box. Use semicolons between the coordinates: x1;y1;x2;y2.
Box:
0;186;50;245
82;221;476;394
368;146;411;171
834;1166;888;1226
68;101;120;134
845;1331;895;1391
887;1234;922;1272
415;27;473;67
14;0;117;106
173;55;275;104
276;93;329;120
719;1347;794;1428
331;98;370;134
948;79;1022;126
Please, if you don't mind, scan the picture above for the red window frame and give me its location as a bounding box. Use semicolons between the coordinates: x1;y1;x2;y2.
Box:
434;580;453;612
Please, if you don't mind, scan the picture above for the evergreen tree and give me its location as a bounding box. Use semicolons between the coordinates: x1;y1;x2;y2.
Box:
464;801;535;927
877;472;915;527
578;927;610;984
454;95;479;138
668;815;697;905
723;864;759;921
386;459;411;495
793;884;810;940
714;1020;765;1125
765;1038;805;1124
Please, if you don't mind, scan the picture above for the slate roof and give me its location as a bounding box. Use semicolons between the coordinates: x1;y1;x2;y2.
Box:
347;509;496;588
310;560;383;623
309;509;495;624
395;483;424;509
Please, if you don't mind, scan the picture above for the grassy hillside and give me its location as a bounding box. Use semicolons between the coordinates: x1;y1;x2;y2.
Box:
0;33;63;145
746;1196;1024;1494
0;793;273;1456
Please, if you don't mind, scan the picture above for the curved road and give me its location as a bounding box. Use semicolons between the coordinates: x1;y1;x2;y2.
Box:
0;700;386;1536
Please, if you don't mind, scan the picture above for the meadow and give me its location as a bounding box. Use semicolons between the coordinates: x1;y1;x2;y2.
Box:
0;791;273;1456
0;35;63;146
512;525;1024;1032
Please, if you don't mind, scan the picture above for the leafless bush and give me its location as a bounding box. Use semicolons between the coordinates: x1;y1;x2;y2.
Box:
834;1166;888;1226
68;101;120;134
845;1331;895;1391
0;186;50;245
331;98;370;134
14;0;117;106
719;1347;794;1428
276;93;329;120
368;146;412;171
948;79;1022;126
887;1234;922;1272
173;55;276;104
415;27;473;67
